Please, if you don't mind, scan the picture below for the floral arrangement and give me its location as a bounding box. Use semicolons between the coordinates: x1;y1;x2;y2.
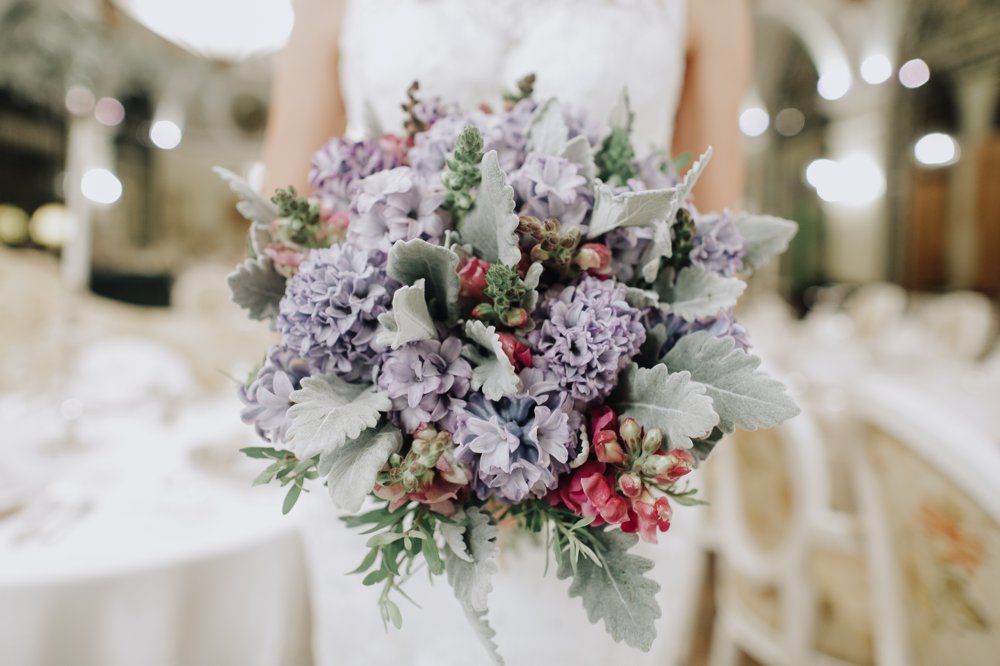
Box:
218;76;799;663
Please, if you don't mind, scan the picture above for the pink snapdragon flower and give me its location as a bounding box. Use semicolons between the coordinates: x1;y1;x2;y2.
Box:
458;257;490;301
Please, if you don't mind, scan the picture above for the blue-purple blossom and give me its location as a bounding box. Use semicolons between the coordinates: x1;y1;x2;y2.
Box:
510;154;592;228
346;166;447;255
408;115;468;176
454;368;575;503
690;210;745;277
238;346;311;445
562;103;602;146
377;337;473;434
411;96;460;130
277;244;395;382
650;308;752;356
530;276;646;404
629;152;679;191
309;137;403;212
605;226;656;284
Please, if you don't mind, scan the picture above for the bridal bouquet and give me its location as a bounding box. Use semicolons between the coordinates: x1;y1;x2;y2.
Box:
219;77;799;662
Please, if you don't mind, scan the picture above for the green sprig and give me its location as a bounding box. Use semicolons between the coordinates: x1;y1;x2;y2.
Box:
472;264;532;328
241;446;320;514
442;125;484;224
595;127;636;187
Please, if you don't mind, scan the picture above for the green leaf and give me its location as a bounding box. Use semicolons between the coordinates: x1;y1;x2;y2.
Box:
691;427;724;462
422;535;445;575
677;147;712;203
522;261;544;314
226;256;286;321
282;482;303;514
253;461;283;486
459;150;521;267
561;134;596;180
387;238;462;322
733;213;798;272
352;547;380;574
611;364;719;450
557;529;661;651
444;507;503;665
376;279;437;349
663;332;800;435
462;320;522;401
659;266;746;322
366;531;407;548
213;167;279;226
241;446;280;460
362;569;390;586
286;375;391;459
318;424;403;512
527;98;569;156
587;182;678;239
384;599;403;630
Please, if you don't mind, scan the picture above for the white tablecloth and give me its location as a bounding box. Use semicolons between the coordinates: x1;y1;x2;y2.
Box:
0;388;312;666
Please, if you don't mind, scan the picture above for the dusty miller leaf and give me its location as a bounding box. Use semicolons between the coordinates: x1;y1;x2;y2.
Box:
439;514;473;563
318;423;402;512
527;97;570;156
387;238;461;322
587;182;678;239
636;148;712;282
376;279;437;349
444;507;503;665
227;256;286;321
607;88;632;132
462;320;522;400
285;375;391;460
659;266;746;322
733;213;798;272
677;147;712;204
663;332;800;434
460;150;521;266
561;134;597;180
213;166;278;226
611;364;719;450
557;528;661;652
522;261;545;314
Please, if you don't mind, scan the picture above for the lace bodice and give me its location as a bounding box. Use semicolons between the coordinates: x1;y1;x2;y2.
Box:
340;0;688;151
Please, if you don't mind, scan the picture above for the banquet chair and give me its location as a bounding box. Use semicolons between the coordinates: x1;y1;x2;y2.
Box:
851;375;1000;666
912;291;998;362
705;397;873;666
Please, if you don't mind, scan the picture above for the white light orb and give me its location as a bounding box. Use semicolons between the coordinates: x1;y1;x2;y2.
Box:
150;120;183;149
861;54;893;85
899;59;931;89
739;107;770;137
65;85;96;116
914;133;959;166
817;69;851;100
81;168;123;205
95;97;125;126
775;108;805;137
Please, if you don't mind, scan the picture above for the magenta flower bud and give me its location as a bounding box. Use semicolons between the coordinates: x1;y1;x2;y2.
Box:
600;495;629;524
618;472;643;498
497;333;533;371
656;449;696;484
458;257;491;301
575;243;613;277
504;308;529;328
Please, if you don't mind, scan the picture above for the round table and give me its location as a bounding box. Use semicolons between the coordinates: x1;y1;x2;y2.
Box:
0;390;313;666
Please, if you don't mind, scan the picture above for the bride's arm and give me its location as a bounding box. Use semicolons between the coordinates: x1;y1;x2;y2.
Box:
672;0;752;212
262;0;348;194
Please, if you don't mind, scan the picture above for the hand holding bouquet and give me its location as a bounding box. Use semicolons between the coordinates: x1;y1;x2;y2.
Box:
220;77;799;663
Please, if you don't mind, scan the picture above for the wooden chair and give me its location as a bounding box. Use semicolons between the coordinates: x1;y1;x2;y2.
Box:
851;375;1000;666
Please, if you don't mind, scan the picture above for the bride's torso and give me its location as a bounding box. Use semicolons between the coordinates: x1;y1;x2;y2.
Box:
339;0;688;151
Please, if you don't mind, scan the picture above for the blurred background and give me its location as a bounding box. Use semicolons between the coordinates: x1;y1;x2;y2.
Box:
0;1;998;665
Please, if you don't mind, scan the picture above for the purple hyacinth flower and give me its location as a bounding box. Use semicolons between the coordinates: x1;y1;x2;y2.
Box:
378;337;473;434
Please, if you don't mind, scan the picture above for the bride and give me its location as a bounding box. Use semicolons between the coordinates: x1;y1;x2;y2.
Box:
262;1;750;664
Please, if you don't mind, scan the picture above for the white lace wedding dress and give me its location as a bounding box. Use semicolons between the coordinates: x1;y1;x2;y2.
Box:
301;1;702;664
